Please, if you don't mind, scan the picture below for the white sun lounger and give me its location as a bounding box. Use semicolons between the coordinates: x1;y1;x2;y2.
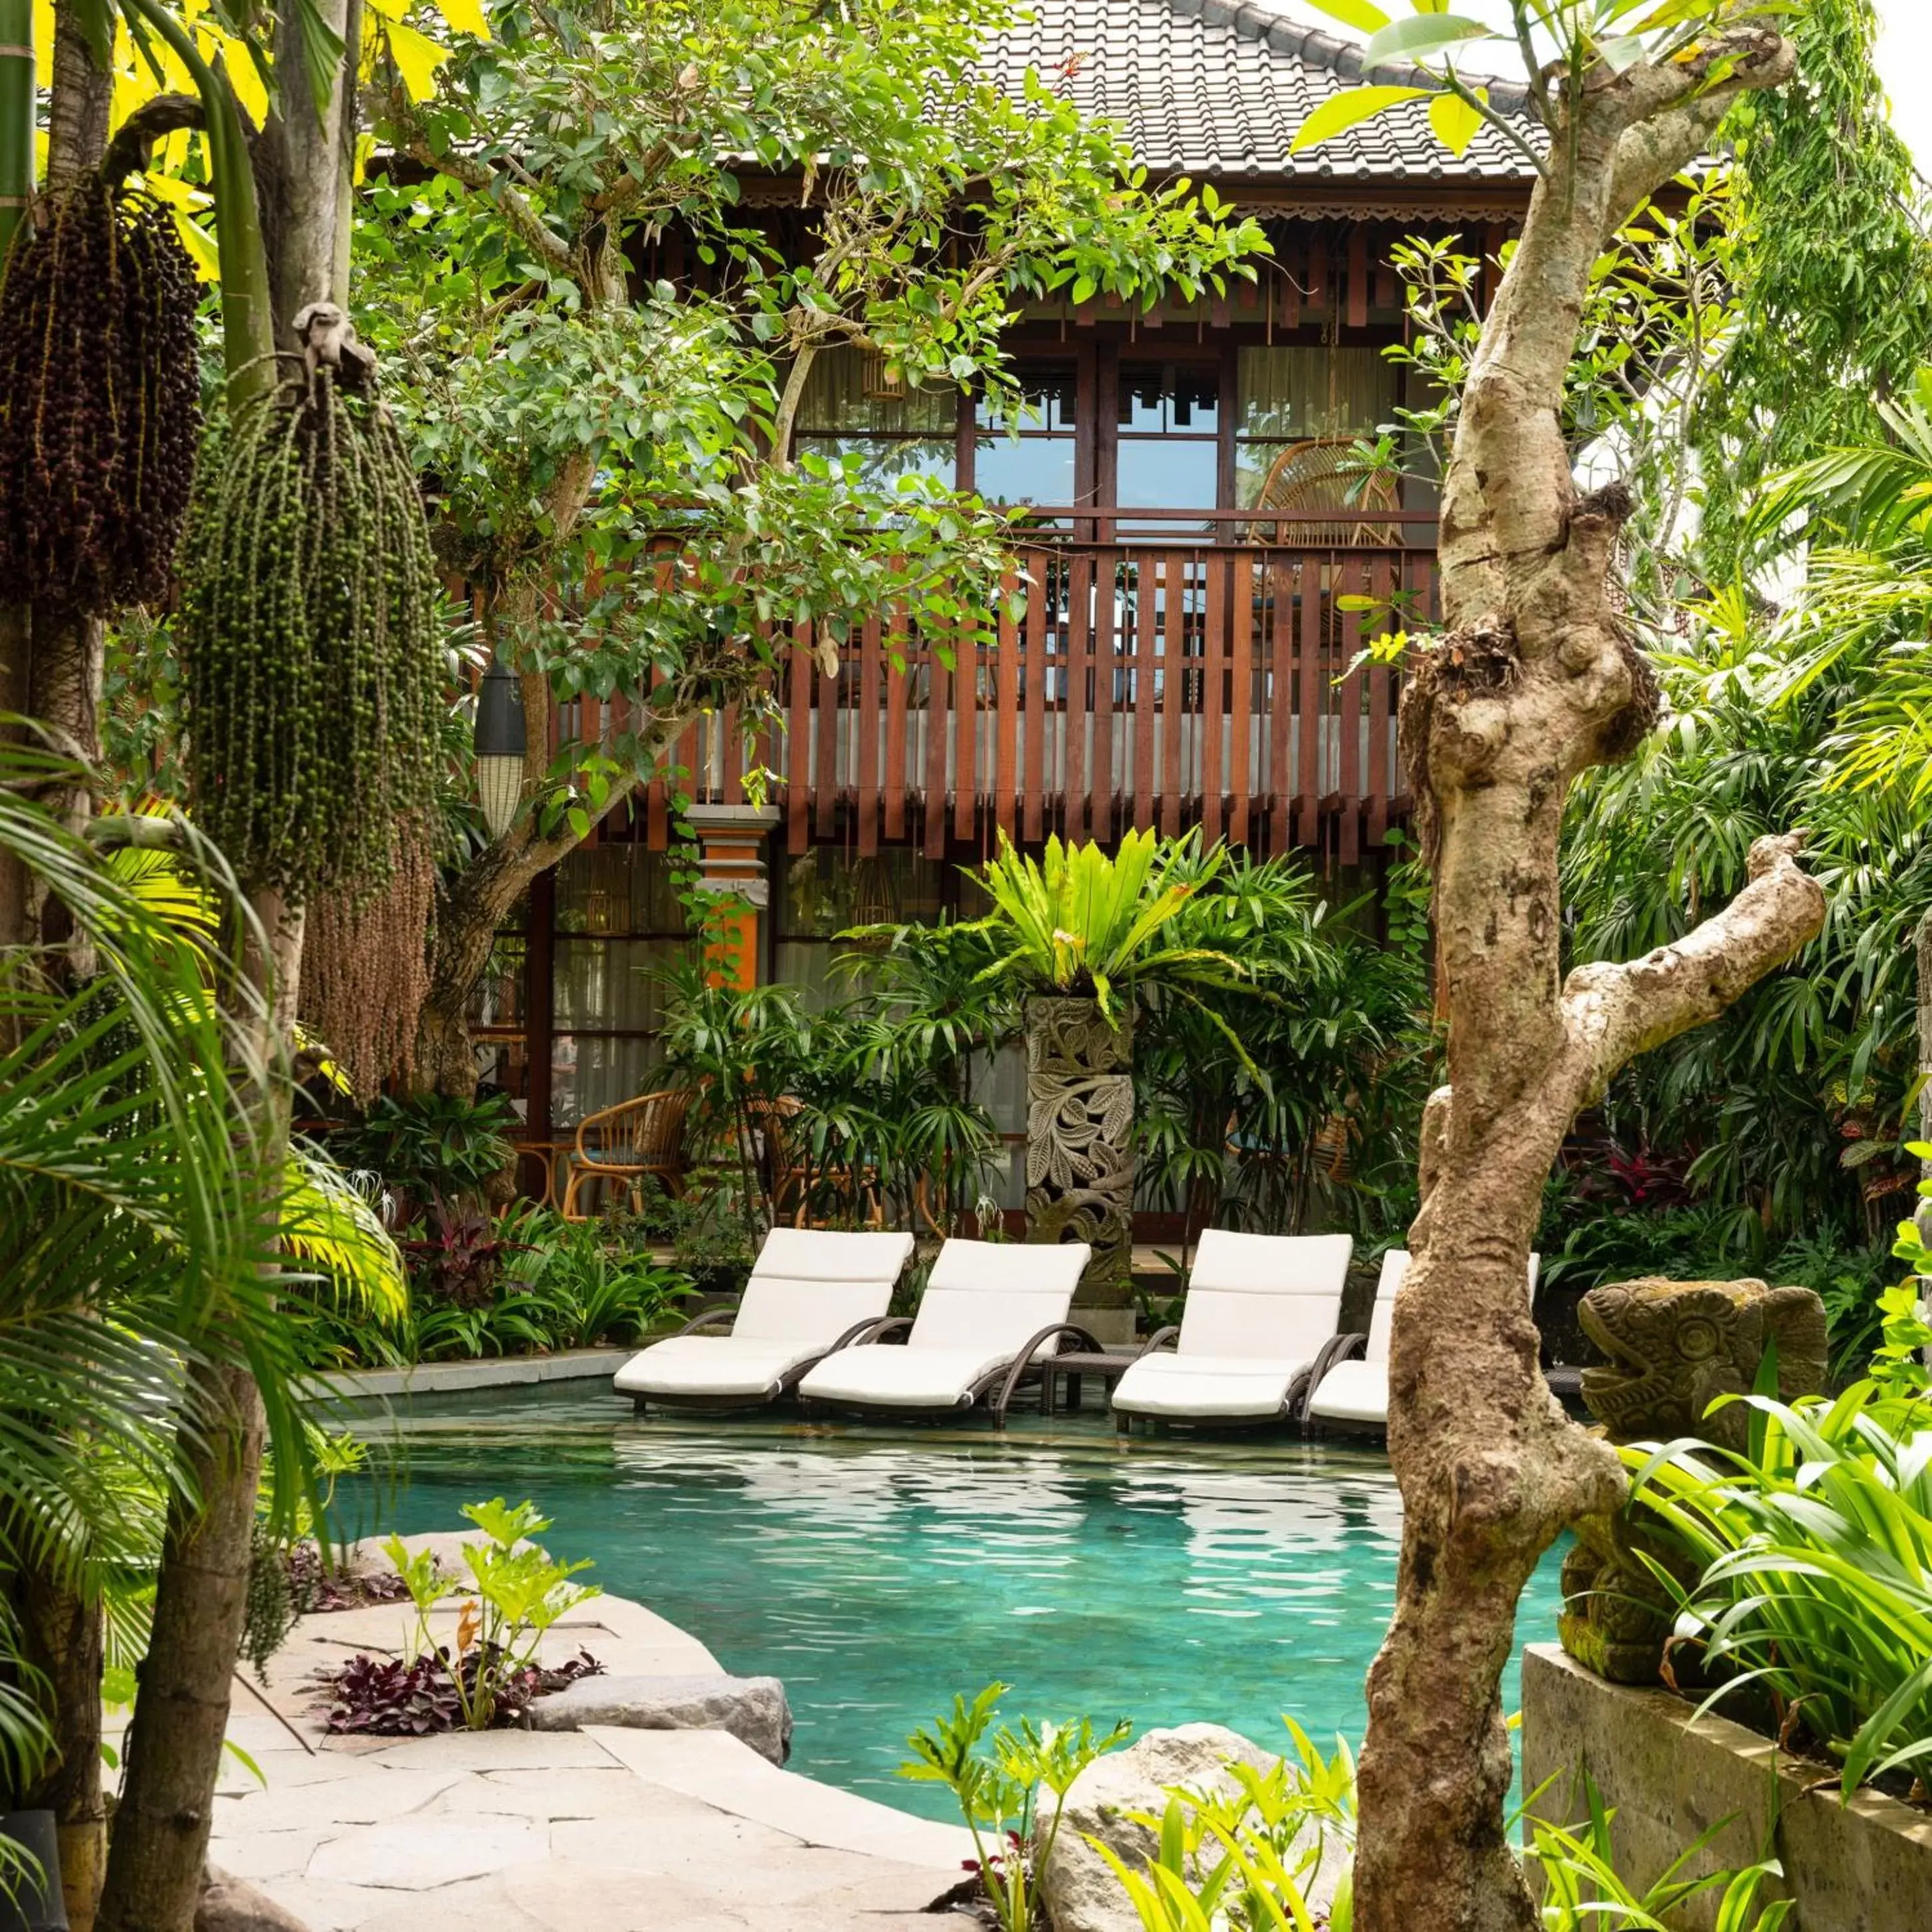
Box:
1109;1230;1355;1428
795;1238;1091;1424
613;1227;914;1412
1302;1247;1542;1432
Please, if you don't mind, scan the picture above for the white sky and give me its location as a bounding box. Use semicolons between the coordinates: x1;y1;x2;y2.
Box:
1260;3;1932;170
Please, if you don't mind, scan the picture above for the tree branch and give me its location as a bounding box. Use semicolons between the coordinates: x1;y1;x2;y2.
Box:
1554;832;1825;1115
400;130;574;276
1604;29;1796;235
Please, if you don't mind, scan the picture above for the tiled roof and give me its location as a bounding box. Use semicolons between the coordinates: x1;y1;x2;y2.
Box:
977;0;1540;185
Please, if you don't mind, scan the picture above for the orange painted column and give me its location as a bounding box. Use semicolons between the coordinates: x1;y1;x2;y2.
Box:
686;805;781;991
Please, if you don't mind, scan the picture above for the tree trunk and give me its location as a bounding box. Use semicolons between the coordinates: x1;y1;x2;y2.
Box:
93;1366;265;1932
1350;31;1819;1932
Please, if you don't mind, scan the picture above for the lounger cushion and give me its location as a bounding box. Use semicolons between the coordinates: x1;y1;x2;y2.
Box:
1111;1351;1310;1420
614;1336;818;1400
1175;1232;1353;1362
905;1239;1089;1358
796;1342;1017;1409
1304;1358;1389;1426
733;1228;914;1344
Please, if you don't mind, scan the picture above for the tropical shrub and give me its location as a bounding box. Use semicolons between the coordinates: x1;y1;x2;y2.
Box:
340;1491;599;1739
332;1091;520;1222
900;1684;1131;1932
1626;1368;1932;1798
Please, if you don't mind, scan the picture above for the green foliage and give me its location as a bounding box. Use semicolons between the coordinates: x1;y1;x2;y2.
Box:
332;1090;520;1216
1693;0;1932;578
1626;1380;1932;1799
965;829;1249;1025
1524;1773;1793;1932
1093;1719;1357;1932
899;1683;1131;1932
177;370;442;899
384;1497;600;1730
1133;845;1432;1244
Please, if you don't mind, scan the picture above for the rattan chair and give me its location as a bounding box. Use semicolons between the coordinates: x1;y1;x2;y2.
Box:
560;1087;692;1220
1249;436;1402;548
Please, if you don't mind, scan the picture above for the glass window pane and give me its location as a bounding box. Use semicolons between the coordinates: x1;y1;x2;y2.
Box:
551;1034;665;1128
473;1037;530;1121
1119;366;1219;432
555;845;682;935
1237;346;1394;440
553;938;683;1031
794;346;957;436
974;435;1076;508
977;372;1077;432
467;936;526;1030
1117;438;1218;510
775;847;945;940
793;436;956;490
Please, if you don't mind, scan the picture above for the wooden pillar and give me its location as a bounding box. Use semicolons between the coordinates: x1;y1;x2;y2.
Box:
686;804;781;991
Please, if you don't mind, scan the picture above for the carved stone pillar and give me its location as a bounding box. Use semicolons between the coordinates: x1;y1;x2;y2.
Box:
1025;995;1135;1314
686;803;780;992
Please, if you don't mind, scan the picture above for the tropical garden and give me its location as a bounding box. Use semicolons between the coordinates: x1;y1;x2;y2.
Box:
3;0;1932;1928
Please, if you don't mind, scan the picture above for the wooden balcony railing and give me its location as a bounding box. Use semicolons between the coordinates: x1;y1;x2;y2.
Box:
562;508;1438;866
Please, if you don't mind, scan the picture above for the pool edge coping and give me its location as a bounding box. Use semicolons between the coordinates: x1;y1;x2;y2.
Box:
297;1346;633;1402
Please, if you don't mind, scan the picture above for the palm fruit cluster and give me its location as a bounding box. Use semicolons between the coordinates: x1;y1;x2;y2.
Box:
178;370;441;901
0;181;201;612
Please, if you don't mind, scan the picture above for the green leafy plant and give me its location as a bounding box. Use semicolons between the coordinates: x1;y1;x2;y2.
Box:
1524;1774;1793;1932
899;1684;1130;1932
332;1091;519;1220
384;1498;600;1730
1625;1373;1932;1798
1093;1719;1357;1932
965;829;1244;1024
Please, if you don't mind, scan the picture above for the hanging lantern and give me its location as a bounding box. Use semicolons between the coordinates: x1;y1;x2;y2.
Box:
474;654;526;841
861;348;906;401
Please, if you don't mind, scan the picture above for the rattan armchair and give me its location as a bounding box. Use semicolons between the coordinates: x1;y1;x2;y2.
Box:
560;1087;692;1220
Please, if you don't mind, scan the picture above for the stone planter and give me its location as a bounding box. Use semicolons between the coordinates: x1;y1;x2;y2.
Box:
1024;995;1134;1309
1521;1644;1932;1931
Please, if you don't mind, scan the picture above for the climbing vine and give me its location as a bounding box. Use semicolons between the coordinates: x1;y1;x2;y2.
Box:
178;368;440;900
1695;0;1932;573
0;179;200;614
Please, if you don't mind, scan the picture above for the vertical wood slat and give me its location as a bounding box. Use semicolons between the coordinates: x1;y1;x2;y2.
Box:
1161;550;1185;838
995;571;1020;841
1368;555;1393;848
1023;554;1047;844
1229;552;1253;848
1268;556;1294;853
1134;555;1157;831
648;664;670;850
1091;554;1114;845
1201;548;1224;844
722;700;743;805
857;610;881;855
924;624;950;858
1276;231;1302;331
1337;553;1362;867
787;626;811;854
813;636;839;839
1346;224;1369;329
952;614;976;845
1296;550;1322;847
1064;552;1091;844
885;606;909;841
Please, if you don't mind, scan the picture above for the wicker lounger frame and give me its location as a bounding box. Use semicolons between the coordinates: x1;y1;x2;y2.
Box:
626;1304;905;1416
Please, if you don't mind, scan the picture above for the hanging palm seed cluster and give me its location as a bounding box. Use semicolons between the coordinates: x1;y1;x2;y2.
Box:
300;813;436;1098
178;367;440;900
0;179;201;612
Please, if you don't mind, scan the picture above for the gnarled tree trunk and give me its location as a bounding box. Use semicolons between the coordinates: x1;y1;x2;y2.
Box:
1351;29;1821;1932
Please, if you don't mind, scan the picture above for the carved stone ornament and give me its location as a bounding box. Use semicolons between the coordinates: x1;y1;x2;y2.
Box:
1559;1276;1829;1686
1025;995;1134;1306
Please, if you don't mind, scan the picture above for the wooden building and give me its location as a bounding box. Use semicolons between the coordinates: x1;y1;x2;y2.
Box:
483;0;1539;1181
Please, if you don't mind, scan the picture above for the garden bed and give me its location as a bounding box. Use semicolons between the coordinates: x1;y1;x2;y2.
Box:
1520;1644;1932;1931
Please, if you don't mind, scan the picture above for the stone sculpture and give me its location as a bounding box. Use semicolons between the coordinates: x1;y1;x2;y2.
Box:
1025;996;1134;1306
1558;1276;1828;1685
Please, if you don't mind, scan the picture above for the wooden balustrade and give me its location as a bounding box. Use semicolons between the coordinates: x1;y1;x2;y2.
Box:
556;509;1435;863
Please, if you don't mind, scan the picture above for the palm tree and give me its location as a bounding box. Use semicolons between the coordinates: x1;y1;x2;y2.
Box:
0;732;400;1921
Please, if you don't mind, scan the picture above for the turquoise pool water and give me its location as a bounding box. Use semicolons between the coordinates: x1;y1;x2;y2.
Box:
330;1385;1566;1819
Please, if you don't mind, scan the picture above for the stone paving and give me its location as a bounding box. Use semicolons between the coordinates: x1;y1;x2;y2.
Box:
196;1542;976;1931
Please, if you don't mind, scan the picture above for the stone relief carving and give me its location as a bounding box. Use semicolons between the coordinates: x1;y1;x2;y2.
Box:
1025;996;1134;1304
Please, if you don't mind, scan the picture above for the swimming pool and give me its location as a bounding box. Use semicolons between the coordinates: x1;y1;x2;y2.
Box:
329;1385;1567;1820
